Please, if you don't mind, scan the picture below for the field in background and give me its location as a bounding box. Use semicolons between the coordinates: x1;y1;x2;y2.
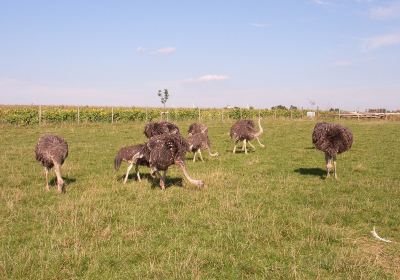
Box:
1;120;399;279
0;105;343;125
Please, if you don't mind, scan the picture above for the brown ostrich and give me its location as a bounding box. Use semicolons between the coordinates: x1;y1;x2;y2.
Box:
114;144;150;183
230;118;265;154
144;121;180;138
312;122;353;179
187;123;218;162
147;133;204;189
188;123;208;135
35;134;68;193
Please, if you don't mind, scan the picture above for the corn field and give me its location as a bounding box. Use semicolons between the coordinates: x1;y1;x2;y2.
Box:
0;105;339;125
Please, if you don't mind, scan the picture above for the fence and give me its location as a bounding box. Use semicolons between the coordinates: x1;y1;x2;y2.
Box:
0;105;366;125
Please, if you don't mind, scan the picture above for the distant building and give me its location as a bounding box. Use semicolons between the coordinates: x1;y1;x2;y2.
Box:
366;108;387;113
307;111;316;118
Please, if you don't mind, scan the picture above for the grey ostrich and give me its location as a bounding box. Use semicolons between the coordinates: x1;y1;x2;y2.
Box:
230;118;265;154
114;144;150;183
144;121;180;138
187;123;218;162
147;133;204;189
312;122;353;179
35;134;69;193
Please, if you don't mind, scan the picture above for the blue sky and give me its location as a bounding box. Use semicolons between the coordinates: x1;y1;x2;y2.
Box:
0;0;399;110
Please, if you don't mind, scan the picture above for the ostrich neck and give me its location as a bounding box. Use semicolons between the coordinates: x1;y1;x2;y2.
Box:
254;118;263;137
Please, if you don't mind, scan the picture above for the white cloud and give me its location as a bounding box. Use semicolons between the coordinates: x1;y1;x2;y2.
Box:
332;60;352;67
363;33;400;50
311;0;331;5
185;74;230;83
152;47;176;55
249;22;270;28
369;1;400;19
136;46;146;53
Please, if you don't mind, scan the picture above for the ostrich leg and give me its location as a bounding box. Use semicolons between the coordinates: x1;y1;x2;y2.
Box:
256;137;265;148
193;150;197;162
124;162;134;184
232;143;237;154
44;167;50;191
135;164;141;181
325;154;332;178
198;150;204;162
333;157;337;179
155;170;165;190
243;139;248;154
54;163;65;193
247;141;256;150
176;162;204;187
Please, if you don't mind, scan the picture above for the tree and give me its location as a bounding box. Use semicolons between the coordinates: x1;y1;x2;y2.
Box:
157;89;169;110
271;105;288;110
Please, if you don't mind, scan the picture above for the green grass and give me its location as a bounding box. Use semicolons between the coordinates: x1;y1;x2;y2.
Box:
1;120;399;279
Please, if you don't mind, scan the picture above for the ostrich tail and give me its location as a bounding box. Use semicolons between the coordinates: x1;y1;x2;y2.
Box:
114;153;123;170
254;118;264;137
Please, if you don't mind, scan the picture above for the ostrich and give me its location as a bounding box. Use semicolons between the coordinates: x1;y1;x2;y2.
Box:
188;123;208;135
230;118;265;154
187;123;218;162
147;133;204;189
312;122;353;179
114;144;150;183
144;121;180;138
35;134;68;193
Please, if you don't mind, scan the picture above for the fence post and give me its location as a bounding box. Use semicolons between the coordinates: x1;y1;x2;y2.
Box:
146;107;148;121
77;106;80;124
290;109;293;120
221;111;224;122
111;107;114;123
274;109;277;119
316;106;319;120
301;107;304;119
338;109;341;119
240;108;242;119
38;105;42;125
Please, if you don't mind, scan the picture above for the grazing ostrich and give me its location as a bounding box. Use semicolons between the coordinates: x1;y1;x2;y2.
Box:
230;118;265;154
187;123;218;162
147;133;204;189
114;144;150;183
312;122;353;179
144;121;180;138
35;134;68;193
188;123;208;135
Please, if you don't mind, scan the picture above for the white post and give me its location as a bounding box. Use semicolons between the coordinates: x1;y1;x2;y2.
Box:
111;107;114;123
77;106;80;124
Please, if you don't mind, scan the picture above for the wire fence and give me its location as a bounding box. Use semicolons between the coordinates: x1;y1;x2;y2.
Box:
1;105;396;125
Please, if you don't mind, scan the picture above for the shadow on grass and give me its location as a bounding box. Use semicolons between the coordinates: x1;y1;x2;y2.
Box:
49;177;76;186
225;148;255;154
150;176;183;189
117;172;183;189
294;168;325;178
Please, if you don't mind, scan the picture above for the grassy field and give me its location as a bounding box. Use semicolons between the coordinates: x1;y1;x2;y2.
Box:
1;120;399;279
